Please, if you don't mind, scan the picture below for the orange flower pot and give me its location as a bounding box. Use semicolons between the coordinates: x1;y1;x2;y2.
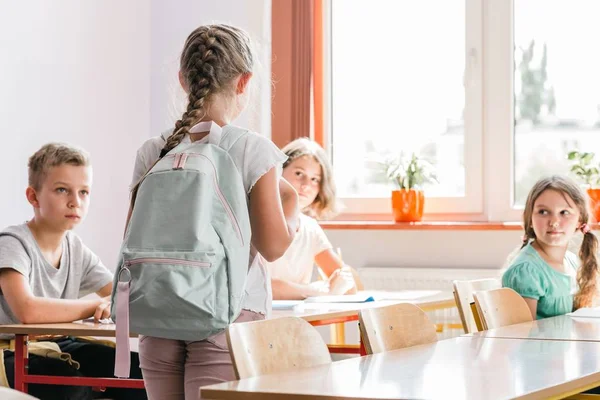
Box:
587;188;600;223
391;189;425;222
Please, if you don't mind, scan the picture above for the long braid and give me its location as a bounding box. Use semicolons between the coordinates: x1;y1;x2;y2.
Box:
574;230;599;309
160;27;219;158
520;231;531;249
521;206;536;249
160;26;246;158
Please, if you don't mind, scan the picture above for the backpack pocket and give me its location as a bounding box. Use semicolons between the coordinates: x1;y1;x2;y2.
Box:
123;251;220;325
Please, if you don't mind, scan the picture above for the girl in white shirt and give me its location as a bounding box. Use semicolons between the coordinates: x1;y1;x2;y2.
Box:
268;138;357;299
129;24;299;399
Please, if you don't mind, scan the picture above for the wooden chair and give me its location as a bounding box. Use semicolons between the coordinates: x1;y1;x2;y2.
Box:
470;301;485;332
473;287;533;330
453;278;501;333
0;387;39;399
331;266;363;347
226;316;331;379
316;266;364;352
358;303;437;355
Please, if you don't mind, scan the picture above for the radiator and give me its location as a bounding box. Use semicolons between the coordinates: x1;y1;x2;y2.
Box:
357;267;503;291
358;267;504;339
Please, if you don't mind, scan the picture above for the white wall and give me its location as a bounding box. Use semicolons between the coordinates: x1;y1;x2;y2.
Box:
0;0;151;268
0;0;271;269
150;0;272;136
0;0;537;273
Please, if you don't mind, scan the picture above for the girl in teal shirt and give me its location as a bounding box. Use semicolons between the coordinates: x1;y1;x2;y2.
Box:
503;175;599;319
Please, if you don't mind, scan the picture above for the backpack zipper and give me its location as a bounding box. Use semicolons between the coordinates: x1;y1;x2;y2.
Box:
164;152;244;246
125;258;211;268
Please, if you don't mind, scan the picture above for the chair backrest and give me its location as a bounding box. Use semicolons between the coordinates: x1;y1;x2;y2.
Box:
453;278;501;333
358;303;437;355
473;287;534;330
226;316;331;379
0;387;39;399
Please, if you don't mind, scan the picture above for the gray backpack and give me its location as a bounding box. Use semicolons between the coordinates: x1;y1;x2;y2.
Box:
110;124;251;376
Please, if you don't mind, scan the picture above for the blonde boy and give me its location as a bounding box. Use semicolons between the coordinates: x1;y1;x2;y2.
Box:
0;143;145;400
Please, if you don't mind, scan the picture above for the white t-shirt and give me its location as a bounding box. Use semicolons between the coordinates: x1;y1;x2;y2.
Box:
131;126;287;316
267;213;332;285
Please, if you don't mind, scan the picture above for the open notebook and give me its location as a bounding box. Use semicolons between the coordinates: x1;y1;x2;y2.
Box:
271;300;303;310
567;307;600;318
272;290;445;311
271;296;372;312
303;294;375;303
303;290;443;303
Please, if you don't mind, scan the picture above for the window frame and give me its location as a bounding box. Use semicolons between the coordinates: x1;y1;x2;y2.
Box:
318;0;522;222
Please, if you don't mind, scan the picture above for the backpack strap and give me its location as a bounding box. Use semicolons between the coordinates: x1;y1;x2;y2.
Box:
189;121;222;145
188;121;249;151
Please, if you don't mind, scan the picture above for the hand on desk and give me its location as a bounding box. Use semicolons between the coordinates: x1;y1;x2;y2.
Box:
328;267;356;295
94;296;112;322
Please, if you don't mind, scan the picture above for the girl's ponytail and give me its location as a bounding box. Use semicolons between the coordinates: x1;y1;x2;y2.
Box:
574;227;599;309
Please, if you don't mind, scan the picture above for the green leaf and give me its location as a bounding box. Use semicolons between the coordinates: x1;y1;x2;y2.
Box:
582;153;595;163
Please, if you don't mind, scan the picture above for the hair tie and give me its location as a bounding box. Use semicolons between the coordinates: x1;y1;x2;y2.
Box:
581;223;591;234
522;234;529;243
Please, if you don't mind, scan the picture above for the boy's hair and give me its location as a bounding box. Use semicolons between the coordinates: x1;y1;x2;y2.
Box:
282;138;339;220
160;24;255;158
28;143;91;190
522;175;598;309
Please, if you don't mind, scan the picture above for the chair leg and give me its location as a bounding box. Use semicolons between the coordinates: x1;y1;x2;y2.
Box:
330;322;346;344
470;302;484;332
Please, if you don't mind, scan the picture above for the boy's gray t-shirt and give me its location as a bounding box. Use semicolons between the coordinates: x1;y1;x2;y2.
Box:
0;223;113;328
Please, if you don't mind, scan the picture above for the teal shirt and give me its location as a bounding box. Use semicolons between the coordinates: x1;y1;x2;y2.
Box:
502;243;578;319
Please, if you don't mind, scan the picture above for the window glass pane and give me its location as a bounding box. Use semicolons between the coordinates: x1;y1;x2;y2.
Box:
514;0;600;205
331;0;466;198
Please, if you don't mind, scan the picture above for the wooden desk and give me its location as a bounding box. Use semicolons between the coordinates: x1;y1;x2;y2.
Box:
0;292;455;395
201;336;600;400
272;290;456;354
0;321;144;394
468;315;600;342
271;290;455;324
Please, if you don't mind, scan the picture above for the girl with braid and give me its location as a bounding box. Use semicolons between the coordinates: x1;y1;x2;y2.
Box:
130;24;299;399
503;175;599;320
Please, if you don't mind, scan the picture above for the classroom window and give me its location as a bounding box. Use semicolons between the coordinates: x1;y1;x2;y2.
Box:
513;0;600;206
327;0;483;216
322;0;600;220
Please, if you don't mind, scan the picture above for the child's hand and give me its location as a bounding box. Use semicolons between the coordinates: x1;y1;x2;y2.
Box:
328;267;356;295
94;297;111;322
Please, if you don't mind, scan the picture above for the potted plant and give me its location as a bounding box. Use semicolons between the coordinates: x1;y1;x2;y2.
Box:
567;150;600;222
376;153;438;222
